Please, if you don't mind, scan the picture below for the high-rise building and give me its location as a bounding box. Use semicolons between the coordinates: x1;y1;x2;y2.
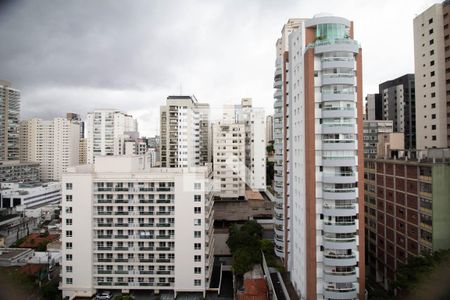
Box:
379;74;416;150
274;15;364;299
266;115;273;144
114;131;148;156
212;122;246;199
272;18;302;263
0;80;20;161
67;112;85;138
414;1;450;150
79;138;87;165
60;155;214;299
365;94;382;121
19;118;80;181
85;109;138;164
365;150;450;290
235;98;266;192
160;96;210;168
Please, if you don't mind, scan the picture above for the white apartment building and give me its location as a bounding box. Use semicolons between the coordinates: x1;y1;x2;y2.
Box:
86;109;138;164
0;182;61;210
272;18;302;261
19;118;80;181
212;122;246;199
60;156;214;299
414;2;450;149
275;16;364;299
235;99;266;192
160;96;210;168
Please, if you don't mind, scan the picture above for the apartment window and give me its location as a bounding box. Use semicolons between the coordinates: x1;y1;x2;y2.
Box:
66;242;72;249
432;125;436;130
194;219;201;226
66;254;72;261
194;231;201;238
429;28;434;34
431;81;435;87
430;60;435;66
430;50;434;55
66;266;72;273
431;103;436;108
194;207;201;214
66;183;72;190
431;92;436;98
66;207;72;214
194;267;201;274
429;39;434;45
194;279;201;286
194;183;201;190
429;18;433;24
66;230;72;237
194;255;201;262
431;71;435;76
66;219;72;226
66;195;72;202
194;243;201;250
194;195;201;202
432;114;436;119
66;278;73;284
432;136;436;141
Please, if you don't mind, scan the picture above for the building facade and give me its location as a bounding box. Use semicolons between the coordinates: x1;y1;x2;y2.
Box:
0;182;61;210
86;110;138;164
60;156;214;299
212;122;246;199
266;115;274;144
274;15;365;299
19;118;80;182
365;94;382;121
235;98;266;192
0;160;40;183
413;1;450;150
364;154;450;289
0;80;20;161
363;120;394;158
379;74;416;150
160;96;210;168
272;18;302;262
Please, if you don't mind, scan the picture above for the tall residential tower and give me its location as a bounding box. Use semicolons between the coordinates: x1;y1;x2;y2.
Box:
274;16;365;300
0;80;20;161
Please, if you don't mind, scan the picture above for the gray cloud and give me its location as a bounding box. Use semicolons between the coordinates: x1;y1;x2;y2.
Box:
0;0;438;135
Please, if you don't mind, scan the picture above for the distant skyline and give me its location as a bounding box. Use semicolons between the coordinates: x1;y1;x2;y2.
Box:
0;0;437;136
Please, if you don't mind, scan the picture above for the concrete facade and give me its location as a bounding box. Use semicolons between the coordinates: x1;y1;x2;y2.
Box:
60;156;214;299
0;80;20;161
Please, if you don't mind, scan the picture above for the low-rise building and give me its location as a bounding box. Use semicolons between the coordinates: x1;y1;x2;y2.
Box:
60;155;214;299
0;160;40;183
0;182;61;210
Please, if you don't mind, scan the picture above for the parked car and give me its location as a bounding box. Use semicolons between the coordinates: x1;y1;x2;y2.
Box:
95;291;113;300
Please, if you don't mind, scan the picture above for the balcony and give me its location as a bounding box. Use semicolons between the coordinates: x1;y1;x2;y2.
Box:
139;247;154;251
156;235;172;239
323;254;357;267
321;74;355;86
322;204;357;217
156;246;173;251
115;211;129;216
97;235;112;239
139;211;154;215
323;270;357;283
97;246;112;251
322;156;356;167
139;258;154;263
323;222;357;234
97;211;112;216
156;211;171;216
322;173;356;184
97;223;113;227
114;235;129;239
322;140;356;151
157;223;171;227
139;223;154;227
323;286;357;299
321;107;355;119
321;58;355;70
323;237;357;250
114;247;128;251
97;270;112;274
321;124;355;135
322;189;357;200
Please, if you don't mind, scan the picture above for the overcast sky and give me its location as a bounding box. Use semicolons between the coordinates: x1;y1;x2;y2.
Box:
0;0;438;136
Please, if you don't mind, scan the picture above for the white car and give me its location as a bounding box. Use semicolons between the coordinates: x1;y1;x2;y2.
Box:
95;291;113;300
